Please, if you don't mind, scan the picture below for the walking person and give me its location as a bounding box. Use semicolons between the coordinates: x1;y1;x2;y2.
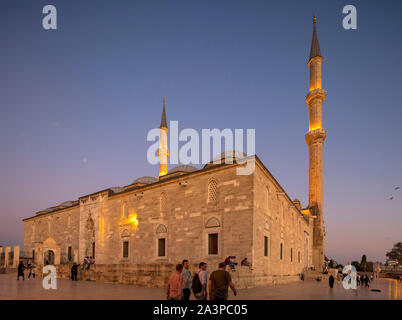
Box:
17;261;26;281
181;259;192;300
28;262;36;279
208;262;237;300
167;264;183;300
193;262;208;300
329;274;335;288
71;262;80;281
364;274;370;288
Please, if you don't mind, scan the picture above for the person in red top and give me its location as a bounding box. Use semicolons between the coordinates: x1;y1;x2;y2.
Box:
167;264;183;300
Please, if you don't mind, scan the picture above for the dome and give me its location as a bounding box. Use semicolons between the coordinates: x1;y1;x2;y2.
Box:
59;201;73;207
204;150;249;168
168;165;198;174
213;151;248;162
109;187;125;194
131;176;158;185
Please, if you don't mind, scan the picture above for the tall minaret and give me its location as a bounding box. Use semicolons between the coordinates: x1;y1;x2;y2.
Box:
305;15;326;269
158;97;169;177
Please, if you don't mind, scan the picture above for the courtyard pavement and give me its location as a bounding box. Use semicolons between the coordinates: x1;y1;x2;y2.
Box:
0;273;400;300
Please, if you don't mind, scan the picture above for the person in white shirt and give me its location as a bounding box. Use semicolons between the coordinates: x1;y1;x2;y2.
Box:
195;262;208;300
181;259;192;300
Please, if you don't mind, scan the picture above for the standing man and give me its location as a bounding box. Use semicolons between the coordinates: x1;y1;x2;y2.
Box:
181;259;192;300
329;274;335;288
17;261;26;281
208;262;237;300
71;262;80;281
194;262;208;300
167;264;183;300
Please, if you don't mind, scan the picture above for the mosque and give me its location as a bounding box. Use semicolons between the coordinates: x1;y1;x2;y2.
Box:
22;17;327;286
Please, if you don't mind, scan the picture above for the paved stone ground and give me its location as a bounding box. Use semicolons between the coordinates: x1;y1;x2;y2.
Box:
0;273;400;300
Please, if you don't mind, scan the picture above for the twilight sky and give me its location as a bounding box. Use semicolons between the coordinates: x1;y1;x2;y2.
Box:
0;0;401;264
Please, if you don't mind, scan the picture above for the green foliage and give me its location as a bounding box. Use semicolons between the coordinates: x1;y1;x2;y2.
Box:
386;242;402;265
351;261;360;270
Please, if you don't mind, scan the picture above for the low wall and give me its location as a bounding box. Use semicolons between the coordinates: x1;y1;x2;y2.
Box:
50;263;301;289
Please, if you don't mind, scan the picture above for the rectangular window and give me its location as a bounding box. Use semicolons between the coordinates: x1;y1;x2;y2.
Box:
68;246;72;261
291;248;293;262
298;251;301;263
280;243;283;260
208;233;218;255
32;250;35;261
158;238;166;257
123;241;129;258
264;236;269;257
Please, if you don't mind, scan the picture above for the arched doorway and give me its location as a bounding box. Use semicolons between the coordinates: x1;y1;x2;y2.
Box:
42;237;61;265
44;250;55;265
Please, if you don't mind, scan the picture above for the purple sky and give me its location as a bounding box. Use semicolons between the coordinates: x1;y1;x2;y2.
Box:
0;0;401;264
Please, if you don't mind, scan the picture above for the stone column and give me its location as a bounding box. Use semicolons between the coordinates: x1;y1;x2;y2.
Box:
74;249;79;264
13;245;20;266
55;248;61;265
4;246;11;267
0;247;3;266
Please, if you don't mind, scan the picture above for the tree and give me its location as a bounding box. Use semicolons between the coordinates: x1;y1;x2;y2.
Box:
360;254;368;272
328;259;338;268
351;261;360;271
386;242;402;265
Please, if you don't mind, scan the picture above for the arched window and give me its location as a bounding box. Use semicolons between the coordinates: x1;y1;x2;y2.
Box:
121;229;130;238
122;202;129;219
160;193;167;214
207;180;218;203
205;217;220;228
156;224;168;234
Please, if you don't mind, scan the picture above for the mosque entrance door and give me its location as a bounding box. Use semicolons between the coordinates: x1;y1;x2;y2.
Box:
44;250;55;265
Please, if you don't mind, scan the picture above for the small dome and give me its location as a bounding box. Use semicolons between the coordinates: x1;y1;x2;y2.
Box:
132;176;158;185
204;150;249;168
110;187;125;194
59;201;73;207
293;198;302;209
168;165;198;174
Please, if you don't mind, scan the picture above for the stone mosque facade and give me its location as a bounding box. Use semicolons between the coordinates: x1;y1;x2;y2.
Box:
22;17;327;287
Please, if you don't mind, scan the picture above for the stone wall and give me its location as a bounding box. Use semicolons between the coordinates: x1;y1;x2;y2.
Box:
252;162;314;277
91;164;254;266
23;205;80;264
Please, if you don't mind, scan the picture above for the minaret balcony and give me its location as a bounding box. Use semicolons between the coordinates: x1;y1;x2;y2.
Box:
305;88;326;105
305;128;326;144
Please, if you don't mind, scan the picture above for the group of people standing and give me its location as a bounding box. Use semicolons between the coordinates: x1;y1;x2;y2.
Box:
70;256;95;281
166;260;238;300
356;273;372;287
17;260;36;281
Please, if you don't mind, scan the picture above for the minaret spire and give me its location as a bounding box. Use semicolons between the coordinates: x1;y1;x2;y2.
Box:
158;97;169;177
309;14;322;62
305;15;326;269
160;96;167;129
